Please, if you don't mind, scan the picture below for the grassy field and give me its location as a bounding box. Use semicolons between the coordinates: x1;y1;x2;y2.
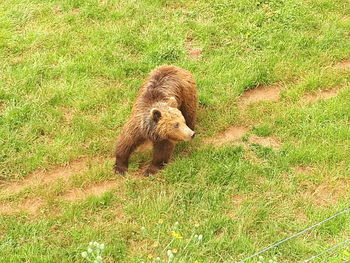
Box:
1;0;350;262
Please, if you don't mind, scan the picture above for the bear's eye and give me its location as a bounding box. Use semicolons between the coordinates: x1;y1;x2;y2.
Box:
174;123;179;128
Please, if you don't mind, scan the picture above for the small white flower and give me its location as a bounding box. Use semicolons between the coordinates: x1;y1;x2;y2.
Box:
194;234;198;239
88;248;93;253
81;251;88;258
141;226;146;232
259;255;264;260
93;241;99;247
172;222;179;230
167;250;174;258
99;243;105;250
198;234;203;241
89;242;94;246
156;257;161;261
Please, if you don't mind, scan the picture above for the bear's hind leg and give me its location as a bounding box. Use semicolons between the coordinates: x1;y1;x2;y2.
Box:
144;140;175;176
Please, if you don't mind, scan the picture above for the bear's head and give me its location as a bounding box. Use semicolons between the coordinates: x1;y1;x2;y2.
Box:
146;97;195;142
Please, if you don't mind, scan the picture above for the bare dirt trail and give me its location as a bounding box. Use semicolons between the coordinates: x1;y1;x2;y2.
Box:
238;84;282;109
0;158;124;215
60;179;122;201
1;158;91;194
206;84;283;147
302;88;341;103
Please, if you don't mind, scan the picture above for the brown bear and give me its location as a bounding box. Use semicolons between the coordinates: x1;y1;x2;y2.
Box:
114;65;198;176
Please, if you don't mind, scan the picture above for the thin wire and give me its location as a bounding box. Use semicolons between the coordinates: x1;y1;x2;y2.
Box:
236;207;350;263
320;242;350;263
303;238;350;262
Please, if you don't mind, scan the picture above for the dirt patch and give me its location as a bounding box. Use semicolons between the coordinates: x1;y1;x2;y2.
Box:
21;198;43;214
227;194;247;219
184;36;203;60
60;180;122;201
238;85;281;109
128;239;154;259
313;180;348;206
187;47;202;59
53;7;62;14
231;194;245;205
10;56;24;64
0;198;43;215
72;8;80;14
334;59;350;69
244;150;264;165
1;158;93;194
166;2;187;10
60;107;75;122
302;88;340;103
294;166;314;174
205;126;249;146
248;135;281;148
0;203;16;215
205;126;282;149
296;212;308;222
301;179;349;207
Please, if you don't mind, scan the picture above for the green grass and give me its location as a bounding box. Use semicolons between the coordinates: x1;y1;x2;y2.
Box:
1;0;350;262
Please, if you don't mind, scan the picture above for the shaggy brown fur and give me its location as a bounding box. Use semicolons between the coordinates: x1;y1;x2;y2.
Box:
114;65;198;176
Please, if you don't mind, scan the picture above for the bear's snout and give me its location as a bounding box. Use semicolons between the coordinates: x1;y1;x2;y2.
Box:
183;127;195;141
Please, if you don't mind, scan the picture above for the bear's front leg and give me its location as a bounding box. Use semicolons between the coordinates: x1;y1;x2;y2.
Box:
144;140;175;176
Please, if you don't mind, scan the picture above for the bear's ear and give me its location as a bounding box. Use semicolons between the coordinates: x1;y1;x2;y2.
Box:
167;97;178;108
150;108;162;122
